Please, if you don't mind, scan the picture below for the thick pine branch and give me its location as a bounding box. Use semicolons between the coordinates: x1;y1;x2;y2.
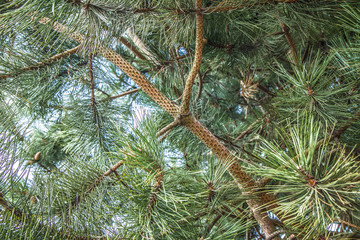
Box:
39;17;278;238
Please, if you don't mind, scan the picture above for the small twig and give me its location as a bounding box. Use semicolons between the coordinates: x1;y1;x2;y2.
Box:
120;37;147;60
159;130;171;142
104;161;125;176
337;219;360;231
257;84;275;97
147;170;164;215
112;171;133;190
156;117;181;138
203;214;222;238
107;88;140;100
0;45;80;79
280;22;299;64
254;225;266;240
266;230;287;240
126;28;160;65
88;53;98;125
37;162;52;172
205;181;215;208
71;161;124;210
0;191;23;218
301;41;310;64
234;119;261;142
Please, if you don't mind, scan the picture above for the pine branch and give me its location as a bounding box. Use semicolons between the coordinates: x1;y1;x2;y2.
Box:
120;37;147;61
204;0;301;13
147;170;163;215
71;161;124;210
266;230;287;240
203;213;222;238
0;191;23;218
156;117;181;138
0;45;80;79
234;119;261;142
180;0;204;114
0;190;100;239
39;17;278;238
125;28;160;65
280;22;299;64
331;111;360;140
88;53;98;126
337;219;360;231
64;0;306;17
107;88;139;100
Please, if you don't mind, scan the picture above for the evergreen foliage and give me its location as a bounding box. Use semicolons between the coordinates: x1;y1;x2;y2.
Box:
0;0;359;239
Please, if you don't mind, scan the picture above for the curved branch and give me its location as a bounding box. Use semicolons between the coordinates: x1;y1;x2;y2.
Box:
180;0;204;114
39;17;278;238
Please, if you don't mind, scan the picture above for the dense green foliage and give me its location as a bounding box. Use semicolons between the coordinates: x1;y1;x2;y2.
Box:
0;0;359;239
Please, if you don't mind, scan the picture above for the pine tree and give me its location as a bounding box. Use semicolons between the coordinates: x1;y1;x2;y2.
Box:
0;0;359;239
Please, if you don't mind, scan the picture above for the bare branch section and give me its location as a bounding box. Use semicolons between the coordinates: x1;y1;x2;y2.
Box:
88;53;98;125
125;28;160;65
108;88;139;100
72;161;124;210
156;117;181;138
180;0;204;114
234;119;261;142
39;18;278;238
337;219;360;231
120;37;147;60
0;45;80;79
0;191;22;218
280;23;299;64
